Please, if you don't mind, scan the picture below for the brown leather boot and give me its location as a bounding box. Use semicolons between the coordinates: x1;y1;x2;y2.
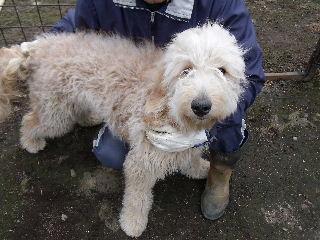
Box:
201;151;239;220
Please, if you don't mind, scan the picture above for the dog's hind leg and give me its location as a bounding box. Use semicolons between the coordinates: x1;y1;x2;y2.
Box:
119;149;157;237
20;111;47;153
20;109;74;153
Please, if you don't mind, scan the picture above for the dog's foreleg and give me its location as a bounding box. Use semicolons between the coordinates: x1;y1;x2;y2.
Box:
119;151;157;237
180;156;210;179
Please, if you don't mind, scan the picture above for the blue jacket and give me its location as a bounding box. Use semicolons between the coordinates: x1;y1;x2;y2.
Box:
53;0;265;154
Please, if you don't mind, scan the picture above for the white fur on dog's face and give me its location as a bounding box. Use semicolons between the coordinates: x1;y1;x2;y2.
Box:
163;24;247;131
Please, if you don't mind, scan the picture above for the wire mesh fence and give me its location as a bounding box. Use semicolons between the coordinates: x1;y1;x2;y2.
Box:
0;0;75;47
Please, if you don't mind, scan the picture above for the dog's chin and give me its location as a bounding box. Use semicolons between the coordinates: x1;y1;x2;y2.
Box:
180;113;216;132
196;116;208;121
195;117;216;130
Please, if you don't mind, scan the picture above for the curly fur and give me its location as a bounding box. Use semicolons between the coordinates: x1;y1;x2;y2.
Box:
0;46;28;122
0;23;246;237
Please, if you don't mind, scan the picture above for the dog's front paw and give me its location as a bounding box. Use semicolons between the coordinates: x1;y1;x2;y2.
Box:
181;158;210;179
20;137;46;153
119;208;148;237
197;158;210;179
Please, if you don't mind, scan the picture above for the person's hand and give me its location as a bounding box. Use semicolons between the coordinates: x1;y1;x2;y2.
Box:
145;125;208;152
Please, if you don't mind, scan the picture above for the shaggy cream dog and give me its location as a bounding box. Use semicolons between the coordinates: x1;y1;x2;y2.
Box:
0;23;246;237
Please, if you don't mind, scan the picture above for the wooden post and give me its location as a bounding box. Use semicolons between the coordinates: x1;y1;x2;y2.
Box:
265;72;306;81
266;37;320;82
303;38;320;81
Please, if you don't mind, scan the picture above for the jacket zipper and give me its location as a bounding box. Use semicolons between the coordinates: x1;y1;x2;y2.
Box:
150;12;155;43
151;12;155;23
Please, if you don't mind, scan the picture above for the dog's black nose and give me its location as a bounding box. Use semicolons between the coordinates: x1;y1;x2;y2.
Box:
191;98;212;117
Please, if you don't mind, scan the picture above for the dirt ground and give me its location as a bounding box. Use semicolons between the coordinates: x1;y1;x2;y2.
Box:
0;0;320;239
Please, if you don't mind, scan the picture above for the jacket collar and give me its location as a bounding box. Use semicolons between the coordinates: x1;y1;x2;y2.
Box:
113;0;195;21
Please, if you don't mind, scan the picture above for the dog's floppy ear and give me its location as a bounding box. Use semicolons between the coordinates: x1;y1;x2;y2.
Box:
144;66;169;127
144;63;168;114
145;83;167;114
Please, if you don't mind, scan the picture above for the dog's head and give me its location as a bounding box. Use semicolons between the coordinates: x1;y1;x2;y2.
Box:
145;23;247;132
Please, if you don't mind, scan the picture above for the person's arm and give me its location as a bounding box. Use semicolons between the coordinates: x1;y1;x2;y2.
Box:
51;9;76;33
51;0;100;33
211;0;265;121
208;0;265;153
74;0;100;30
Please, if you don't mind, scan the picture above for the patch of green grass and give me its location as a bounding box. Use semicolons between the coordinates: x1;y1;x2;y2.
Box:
0;0;76;46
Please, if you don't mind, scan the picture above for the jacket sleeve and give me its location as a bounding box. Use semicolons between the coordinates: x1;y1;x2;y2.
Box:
212;0;265;121
208;0;265;153
51;0;99;33
51;9;76;33
74;0;100;30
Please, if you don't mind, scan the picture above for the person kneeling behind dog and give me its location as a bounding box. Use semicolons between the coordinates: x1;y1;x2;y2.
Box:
52;0;265;220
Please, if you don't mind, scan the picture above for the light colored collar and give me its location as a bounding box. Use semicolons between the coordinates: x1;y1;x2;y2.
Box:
113;0;195;20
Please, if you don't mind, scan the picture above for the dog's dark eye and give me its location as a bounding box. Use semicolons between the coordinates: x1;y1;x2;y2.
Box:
218;67;226;74
180;67;192;76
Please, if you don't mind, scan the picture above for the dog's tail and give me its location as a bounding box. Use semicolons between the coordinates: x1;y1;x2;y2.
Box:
0;46;29;122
